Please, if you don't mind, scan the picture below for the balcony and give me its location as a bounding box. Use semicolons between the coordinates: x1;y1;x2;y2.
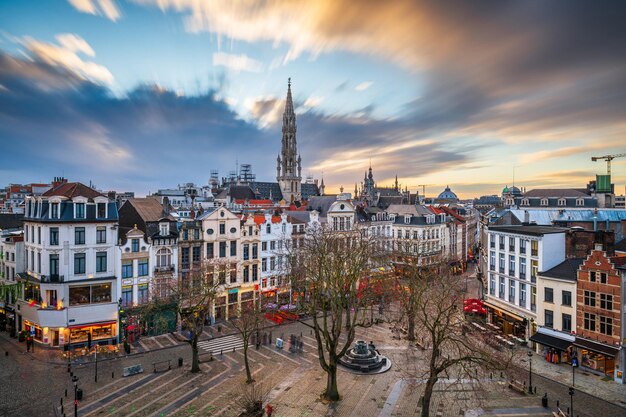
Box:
509;246;515;252
520;272;526;280
489;265;495;271
531;249;538;257
531;304;536;312
40;274;65;283
154;265;175;273
531;275;536;283
499;268;505;274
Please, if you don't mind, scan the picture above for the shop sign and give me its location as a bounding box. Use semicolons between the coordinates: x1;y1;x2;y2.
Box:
30;325;35;336
228;288;239;294
59;332;65;345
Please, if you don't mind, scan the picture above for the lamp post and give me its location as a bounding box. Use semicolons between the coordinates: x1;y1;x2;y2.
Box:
527;350;533;394
117;297;122;344
569;387;574;416
72;375;79;417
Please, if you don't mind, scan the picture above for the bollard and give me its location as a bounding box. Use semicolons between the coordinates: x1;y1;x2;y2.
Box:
61;398;63;406
556;400;559;408
490;372;493;379
112;371;114;379
534;386;537;394
233;347;235;353
65;389;67;397
221;349;223;355
310;330;312;335
5;351;7;356
61;405;64;414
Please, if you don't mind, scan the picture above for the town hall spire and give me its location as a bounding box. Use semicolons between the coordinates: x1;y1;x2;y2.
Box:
277;77;302;202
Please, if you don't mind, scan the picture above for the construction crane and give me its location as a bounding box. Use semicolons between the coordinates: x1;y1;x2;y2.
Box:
417;184;432;198
591;153;626;175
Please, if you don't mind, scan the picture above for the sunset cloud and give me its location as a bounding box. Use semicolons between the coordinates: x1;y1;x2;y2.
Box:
212;52;263;73
21;34;114;85
68;0;121;21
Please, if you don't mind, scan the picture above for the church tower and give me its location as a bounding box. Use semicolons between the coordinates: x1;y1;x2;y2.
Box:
276;78;302;202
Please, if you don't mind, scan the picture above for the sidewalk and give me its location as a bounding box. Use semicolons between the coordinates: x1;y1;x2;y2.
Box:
517;349;626;408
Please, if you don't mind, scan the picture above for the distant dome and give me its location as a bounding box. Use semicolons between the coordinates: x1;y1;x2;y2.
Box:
437;186;458;201
502;185;522;197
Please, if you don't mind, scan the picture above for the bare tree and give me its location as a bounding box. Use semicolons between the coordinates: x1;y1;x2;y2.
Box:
232;303;263;384
235;382;270;417
170;261;219;373
401;264;512;417
289;226;381;401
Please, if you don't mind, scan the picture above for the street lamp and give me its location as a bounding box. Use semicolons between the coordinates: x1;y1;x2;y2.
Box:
569;387;574;416
72;375;79;417
527;350;533;394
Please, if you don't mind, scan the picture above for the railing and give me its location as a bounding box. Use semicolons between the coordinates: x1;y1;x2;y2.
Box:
531;304;536;312
520;248;526;254
499;267;505;273
154;265;175;272
40;274;64;283
509;246;515;252
490;264;495;271
531;275;536;283
520;272;526;279
531;249;538;257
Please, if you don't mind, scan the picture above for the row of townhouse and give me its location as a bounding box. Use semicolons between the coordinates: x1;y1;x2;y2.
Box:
483;223;626;384
1;183;477;349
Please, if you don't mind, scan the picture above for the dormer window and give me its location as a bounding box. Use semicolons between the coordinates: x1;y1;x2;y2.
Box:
75;203;85;219
97;203;107;218
506;198;514;206
558;198;566;206
160;223;169;236
404;215;410;224
576;198;584;207
266;224;271;234
540;198;548;206
521;198;529;206
50;202;59;219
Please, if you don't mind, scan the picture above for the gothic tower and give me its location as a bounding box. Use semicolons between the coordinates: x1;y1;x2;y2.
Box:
276;78;302;202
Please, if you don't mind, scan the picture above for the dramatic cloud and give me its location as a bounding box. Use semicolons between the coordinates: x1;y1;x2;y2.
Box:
68;0;121;21
21;34;114;85
212;52;263;73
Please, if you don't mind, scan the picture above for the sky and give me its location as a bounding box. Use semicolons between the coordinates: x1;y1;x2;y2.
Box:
0;1;625;199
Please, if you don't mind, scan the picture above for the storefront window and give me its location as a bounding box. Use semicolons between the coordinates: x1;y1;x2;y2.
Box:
24;282;41;303
70;286;90;305
92;284;111;303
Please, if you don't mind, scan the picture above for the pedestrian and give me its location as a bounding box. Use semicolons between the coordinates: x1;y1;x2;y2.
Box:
26;337;30;352
265;403;274;417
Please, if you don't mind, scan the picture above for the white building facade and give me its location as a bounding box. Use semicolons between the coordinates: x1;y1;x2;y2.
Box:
18;182;119;348
485;225;568;340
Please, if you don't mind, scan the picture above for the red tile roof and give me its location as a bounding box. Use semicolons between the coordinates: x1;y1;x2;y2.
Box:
42;182;104;200
252;214;282;226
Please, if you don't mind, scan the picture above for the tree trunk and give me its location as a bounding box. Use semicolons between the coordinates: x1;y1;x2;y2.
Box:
407;314;416;341
421;376;437;417
191;333;200;373
324;360;340;401
244;343;253;383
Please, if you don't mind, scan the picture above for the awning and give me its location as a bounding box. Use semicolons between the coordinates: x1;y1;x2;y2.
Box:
483;300;526;322
530;332;572;351
69;320;116;329
574;337;620;357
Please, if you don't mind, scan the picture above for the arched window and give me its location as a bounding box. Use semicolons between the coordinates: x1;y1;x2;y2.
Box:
156;248;171;267
541;198;548;206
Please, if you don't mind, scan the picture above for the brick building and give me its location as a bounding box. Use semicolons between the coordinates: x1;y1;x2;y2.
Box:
575;245;625;382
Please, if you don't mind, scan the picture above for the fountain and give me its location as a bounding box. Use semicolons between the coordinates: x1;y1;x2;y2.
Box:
338;340;391;374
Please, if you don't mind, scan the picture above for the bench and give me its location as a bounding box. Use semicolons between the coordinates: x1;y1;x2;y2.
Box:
508;380;526;394
122;364;144;377
153;360;171;373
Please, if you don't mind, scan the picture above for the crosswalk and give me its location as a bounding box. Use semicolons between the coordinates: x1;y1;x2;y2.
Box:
197;334;245;355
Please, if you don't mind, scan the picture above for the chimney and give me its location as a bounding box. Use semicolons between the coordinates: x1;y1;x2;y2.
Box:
594;243;603;251
51;176;68;189
523;210;529;224
162;196;170;217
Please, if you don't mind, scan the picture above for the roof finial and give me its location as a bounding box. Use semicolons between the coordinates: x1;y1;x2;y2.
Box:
288;77;291;88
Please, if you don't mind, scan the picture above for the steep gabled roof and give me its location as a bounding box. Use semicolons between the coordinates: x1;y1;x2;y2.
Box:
42;182;104;200
125;197;174;222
